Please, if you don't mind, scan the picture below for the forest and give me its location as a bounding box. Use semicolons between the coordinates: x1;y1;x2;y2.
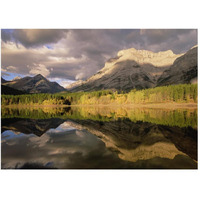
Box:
1;84;197;106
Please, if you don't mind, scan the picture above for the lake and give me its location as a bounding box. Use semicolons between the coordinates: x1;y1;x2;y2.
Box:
1;106;197;169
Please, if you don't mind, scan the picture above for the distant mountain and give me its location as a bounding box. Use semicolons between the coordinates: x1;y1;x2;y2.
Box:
12;76;22;81
157;46;197;86
2;74;66;94
1;77;8;83
1;85;27;95
70;47;184;92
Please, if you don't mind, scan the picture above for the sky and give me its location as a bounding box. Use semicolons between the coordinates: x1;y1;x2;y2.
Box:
1;29;197;87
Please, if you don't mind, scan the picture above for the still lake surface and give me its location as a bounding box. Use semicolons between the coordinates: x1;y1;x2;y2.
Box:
1;106;197;169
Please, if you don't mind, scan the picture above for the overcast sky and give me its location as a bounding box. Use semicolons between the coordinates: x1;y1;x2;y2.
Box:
1;29;197;87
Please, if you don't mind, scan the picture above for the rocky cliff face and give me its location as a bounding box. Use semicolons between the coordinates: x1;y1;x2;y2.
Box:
70;47;185;92
2;74;66;93
157;46;197;86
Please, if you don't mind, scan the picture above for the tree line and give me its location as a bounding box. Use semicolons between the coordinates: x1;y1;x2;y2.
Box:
1;84;197;106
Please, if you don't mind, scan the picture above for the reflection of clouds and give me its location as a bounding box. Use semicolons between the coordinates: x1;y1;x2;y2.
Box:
76;130;85;138
48;148;77;156
1;130;26;142
29;134;50;147
45;129;63;134
5;140;18;146
2;128;125;169
1;120;197;169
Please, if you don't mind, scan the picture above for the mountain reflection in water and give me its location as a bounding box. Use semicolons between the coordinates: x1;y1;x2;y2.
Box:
1;106;197;169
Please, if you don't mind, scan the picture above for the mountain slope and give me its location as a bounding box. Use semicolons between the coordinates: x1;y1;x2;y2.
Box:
1;77;8;83
2;74;66;93
157;46;197;86
71;48;183;92
1;85;27;95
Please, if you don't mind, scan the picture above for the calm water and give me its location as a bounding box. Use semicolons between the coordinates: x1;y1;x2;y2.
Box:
1;106;197;169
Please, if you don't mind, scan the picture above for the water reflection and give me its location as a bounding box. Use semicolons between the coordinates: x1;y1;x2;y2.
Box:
1;118;65;137
1;106;197;169
2;106;197;129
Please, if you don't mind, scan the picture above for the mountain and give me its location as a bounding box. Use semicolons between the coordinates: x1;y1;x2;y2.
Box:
12;76;22;81
70;48;183;92
157;46;197;86
70;46;197;92
1;85;27;95
1;77;8;83
2;74;66;93
1;77;26;95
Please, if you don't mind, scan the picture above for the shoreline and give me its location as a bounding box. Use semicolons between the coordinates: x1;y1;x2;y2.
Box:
1;102;197;109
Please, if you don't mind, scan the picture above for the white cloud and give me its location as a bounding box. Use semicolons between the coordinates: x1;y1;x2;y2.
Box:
75;72;85;80
1;30;197;82
49;77;75;87
76;130;85;138
60;80;76;87
29;134;50;147
7;66;17;71
1;68;7;72
28;63;50;77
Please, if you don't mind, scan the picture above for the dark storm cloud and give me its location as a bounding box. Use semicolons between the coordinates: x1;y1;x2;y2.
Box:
2;29;68;48
138;29;197;53
1;29;197;82
1;30;12;42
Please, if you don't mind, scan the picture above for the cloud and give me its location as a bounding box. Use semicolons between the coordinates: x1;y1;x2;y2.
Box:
1;30;12;42
75;72;85;80
2;29;68;48
48;77;75;87
60;80;75;87
28;63;50;77
138;29;197;53
1;68;8;72
7;66;17;70
1;29;197;83
29;134;50;148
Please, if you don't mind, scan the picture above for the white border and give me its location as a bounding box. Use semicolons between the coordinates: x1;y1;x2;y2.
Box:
0;1;199;200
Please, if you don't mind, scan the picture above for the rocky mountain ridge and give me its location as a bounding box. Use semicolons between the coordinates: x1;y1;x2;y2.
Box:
157;46;197;86
70;46;197;92
2;74;66;94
